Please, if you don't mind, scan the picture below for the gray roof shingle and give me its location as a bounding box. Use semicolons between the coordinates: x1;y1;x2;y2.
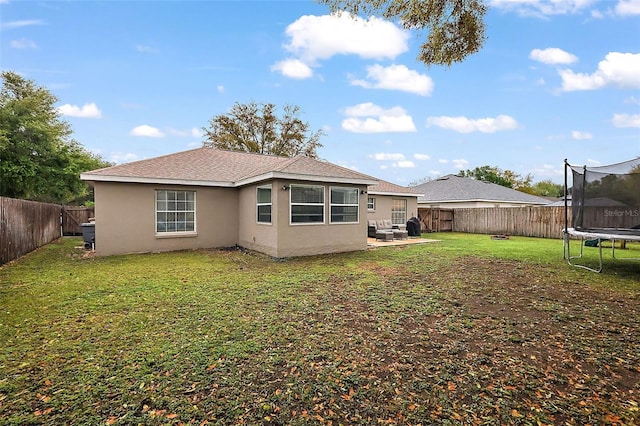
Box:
412;174;549;205
368;180;420;197
81;147;379;187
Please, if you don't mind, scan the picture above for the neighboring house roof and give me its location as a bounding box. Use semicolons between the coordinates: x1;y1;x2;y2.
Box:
81;147;379;187
412;174;550;205
546;196;627;207
368;180;420;197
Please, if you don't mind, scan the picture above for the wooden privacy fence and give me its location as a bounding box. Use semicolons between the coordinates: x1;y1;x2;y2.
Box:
0;197;94;265
418;207;571;238
0;197;62;265
62;206;94;235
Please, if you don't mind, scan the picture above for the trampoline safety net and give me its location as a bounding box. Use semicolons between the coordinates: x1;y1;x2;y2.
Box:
566;157;640;235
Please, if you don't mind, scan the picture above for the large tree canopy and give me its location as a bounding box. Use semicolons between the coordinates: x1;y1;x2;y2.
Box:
459;165;532;190
319;0;487;67
202;101;324;159
0;71;111;204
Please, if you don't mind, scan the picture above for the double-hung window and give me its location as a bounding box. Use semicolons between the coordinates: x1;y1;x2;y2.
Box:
155;190;196;233
391;199;407;226
290;184;324;224
367;197;375;211
330;187;359;223
256;186;272;224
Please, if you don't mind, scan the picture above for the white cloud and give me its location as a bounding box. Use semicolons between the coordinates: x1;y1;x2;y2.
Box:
217;85;225;93
392;160;415;168
131;125;165;138
414;153;431;160
372;152;406;161
560;52;640;91
342;103;416;134
438;159;449;164
452;159;469;169
615;0;640;15
490;0;595;16
571;130;593;140
612;113;640;127
136;45;158;53
350;64;434;96
625;96;640;105
274;12;409;77
1;19;44;30
284;13;408;62
271;58;313;79
529;48;578;65
426;114;518;133
167;127;202;137
10;38;37;49
57;102;102;118
586;159;602;165
110;152;139;164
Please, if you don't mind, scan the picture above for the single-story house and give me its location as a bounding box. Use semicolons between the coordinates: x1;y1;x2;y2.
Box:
366;180;420;225
80;147;418;258
412;174;550;209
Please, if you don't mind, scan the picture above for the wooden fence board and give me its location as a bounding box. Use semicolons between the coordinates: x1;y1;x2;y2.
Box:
419;206;571;239
0;196;62;265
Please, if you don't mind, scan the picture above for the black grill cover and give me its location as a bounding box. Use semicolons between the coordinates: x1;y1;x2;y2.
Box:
407;217;421;237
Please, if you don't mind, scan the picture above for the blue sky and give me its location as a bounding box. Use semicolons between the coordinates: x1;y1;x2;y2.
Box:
1;0;639;185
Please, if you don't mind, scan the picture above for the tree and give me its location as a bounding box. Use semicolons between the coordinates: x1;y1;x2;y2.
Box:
459;165;532;190
520;179;563;198
202;101;324;159
319;0;487;67
0;71;111;204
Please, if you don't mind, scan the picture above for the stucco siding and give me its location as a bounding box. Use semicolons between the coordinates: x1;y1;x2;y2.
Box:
237;182;279;257
93;182;238;256
273;180;368;258
367;195;418;223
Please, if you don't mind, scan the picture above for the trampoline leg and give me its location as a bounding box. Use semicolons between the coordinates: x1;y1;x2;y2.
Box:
563;232;603;273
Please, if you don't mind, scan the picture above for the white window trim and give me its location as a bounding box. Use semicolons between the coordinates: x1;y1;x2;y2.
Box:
330;186;359;224
256;185;272;225
391;198;407;226
289;184;325;225
155;189;197;237
367;196;375;211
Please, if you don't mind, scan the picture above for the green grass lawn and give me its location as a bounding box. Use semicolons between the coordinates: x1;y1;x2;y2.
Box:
0;235;638;425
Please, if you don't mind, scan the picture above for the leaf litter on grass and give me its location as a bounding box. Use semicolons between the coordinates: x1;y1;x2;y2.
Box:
0;237;638;425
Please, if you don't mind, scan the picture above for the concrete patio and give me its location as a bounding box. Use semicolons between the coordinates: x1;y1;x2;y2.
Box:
367;236;440;248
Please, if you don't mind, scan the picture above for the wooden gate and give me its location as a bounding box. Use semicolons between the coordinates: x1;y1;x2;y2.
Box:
417;208;454;232
62;206;94;235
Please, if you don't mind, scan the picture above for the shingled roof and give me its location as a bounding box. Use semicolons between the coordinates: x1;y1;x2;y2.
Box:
368;180;420;197
81;147;379;187
412;174;549;205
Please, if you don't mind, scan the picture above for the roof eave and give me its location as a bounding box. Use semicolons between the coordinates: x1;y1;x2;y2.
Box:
417;198;548;205
369;191;420;197
80;173;234;187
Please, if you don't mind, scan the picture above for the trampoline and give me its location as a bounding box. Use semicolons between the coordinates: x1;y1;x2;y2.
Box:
563;157;640;272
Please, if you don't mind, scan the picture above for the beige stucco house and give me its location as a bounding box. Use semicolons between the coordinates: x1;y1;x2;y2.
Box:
81;147;417;258
366;180;419;225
